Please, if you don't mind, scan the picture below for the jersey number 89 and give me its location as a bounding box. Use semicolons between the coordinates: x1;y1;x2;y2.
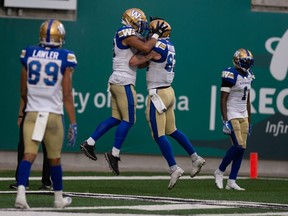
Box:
28;60;59;86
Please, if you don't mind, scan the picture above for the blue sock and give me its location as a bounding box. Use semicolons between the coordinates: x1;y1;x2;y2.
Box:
155;136;176;167
50;165;63;191
91;117;120;141
219;146;239;172
114;120;133;149
170;130;196;155
17;160;32;187
229;148;245;179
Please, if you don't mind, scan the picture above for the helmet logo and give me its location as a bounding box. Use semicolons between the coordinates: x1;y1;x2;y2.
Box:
131;9;142;20
57;23;65;35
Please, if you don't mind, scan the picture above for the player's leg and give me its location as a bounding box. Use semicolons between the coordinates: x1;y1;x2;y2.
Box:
44;113;72;208
224;118;247;190
80;84;121;161
39;142;52;190
146;91;183;189
15;112;40;209
10;116;26;190
104;84;136;175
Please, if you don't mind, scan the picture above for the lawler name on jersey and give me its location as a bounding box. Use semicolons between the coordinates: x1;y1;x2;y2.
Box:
20;45;77;114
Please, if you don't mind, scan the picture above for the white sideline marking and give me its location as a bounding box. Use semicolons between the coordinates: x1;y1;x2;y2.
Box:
0;175;250;181
0;175;286;181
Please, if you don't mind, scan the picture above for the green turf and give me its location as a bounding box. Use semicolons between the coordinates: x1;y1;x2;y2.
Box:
0;171;287;215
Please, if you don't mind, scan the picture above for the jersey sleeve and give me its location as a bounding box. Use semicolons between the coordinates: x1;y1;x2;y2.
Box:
221;68;237;87
115;26;137;49
151;40;168;63
60;49;77;74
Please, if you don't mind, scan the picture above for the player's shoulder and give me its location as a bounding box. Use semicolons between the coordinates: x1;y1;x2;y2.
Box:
57;48;77;65
20;45;39;58
116;26;137;39
154;39;173;52
221;67;238;80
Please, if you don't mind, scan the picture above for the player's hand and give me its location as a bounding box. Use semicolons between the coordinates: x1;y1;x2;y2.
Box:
222;121;232;135
151;21;168;37
248;124;252;136
67;123;77;147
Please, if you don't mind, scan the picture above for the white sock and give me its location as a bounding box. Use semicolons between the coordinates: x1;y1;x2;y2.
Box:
54;190;63;202
169;165;178;174
191;152;198;162
17;185;26;197
112;147;120;157
87;137;95;146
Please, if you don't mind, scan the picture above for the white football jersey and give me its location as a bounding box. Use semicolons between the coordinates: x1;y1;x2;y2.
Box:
146;39;175;89
20;45;77;114
109;26;138;86
221;67;254;121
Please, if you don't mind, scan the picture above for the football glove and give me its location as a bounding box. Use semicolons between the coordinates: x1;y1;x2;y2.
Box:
248;124;252;136
223;121;233;135
67;123;77;147
151;21;168;37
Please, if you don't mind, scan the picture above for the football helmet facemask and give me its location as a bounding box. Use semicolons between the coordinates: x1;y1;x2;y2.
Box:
149;19;171;38
39;19;66;47
233;48;254;73
121;8;148;36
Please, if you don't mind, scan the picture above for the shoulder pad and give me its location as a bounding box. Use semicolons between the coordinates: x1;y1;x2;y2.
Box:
221;70;235;80
67;53;77;64
155;41;167;50
117;27;136;38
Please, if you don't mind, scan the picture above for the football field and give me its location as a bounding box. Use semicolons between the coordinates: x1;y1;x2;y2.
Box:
0;171;288;215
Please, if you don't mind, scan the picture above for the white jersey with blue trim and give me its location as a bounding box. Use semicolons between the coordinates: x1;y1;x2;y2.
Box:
109;26;138;86
221;67;254;120
20;45;77;114
146;38;176;89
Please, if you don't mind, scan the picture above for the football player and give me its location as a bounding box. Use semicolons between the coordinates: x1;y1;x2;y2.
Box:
214;48;255;190
15;19;77;209
129;18;206;190
80;8;168;175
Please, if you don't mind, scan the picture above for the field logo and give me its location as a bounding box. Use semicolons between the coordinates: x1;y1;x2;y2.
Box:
265;29;288;81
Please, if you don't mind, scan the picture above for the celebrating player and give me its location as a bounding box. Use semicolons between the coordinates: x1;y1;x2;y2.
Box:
214;48;255;190
15;19;77;209
80;8;168;175
129;18;205;189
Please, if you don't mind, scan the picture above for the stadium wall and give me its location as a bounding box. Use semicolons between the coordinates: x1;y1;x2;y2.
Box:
0;0;287;161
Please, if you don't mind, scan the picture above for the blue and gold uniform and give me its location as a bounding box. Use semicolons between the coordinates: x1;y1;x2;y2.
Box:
15;19;77;209
214;48;255;191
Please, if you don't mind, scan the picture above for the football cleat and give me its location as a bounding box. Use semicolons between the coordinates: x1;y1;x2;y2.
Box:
104;151;120;175
15;196;30;209
214;169;224;189
54;197;72;208
38;184;53;191
225;179;245;191
190;156;206;178
168;167;184;190
15;185;30;209
80;141;97;161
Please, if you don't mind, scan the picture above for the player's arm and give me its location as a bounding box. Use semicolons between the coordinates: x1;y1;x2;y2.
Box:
220;91;229;121
124;36;157;53
19;66;27;126
129;50;161;67
247;92;251;124
124;21;168;53
62;67;76;125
